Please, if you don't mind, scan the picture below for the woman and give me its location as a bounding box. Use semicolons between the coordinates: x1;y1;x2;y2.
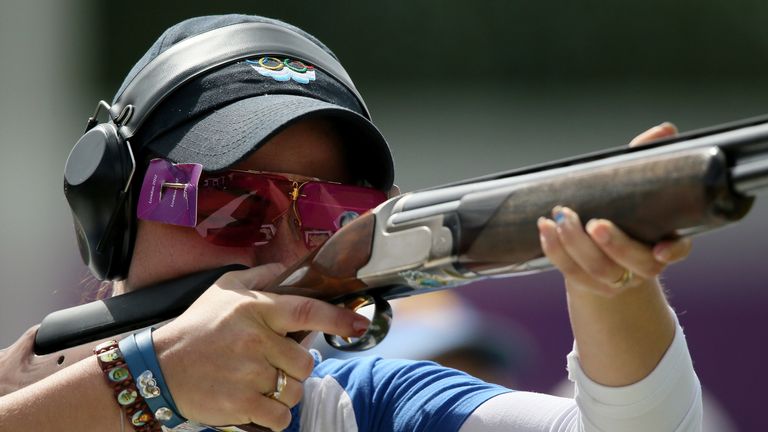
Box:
0;14;700;431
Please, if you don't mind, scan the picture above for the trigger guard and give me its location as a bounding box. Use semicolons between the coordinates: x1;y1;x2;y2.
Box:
324;294;392;351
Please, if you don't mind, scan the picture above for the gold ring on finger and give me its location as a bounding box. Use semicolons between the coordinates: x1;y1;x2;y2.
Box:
612;268;634;289
266;368;287;401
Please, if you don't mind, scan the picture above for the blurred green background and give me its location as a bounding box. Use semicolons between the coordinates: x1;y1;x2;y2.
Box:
1;1;766;430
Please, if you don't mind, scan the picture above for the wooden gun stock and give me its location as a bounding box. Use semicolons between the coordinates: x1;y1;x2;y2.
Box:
0;215;379;396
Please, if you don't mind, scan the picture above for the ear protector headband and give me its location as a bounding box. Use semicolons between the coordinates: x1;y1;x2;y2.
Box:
63;22;369;281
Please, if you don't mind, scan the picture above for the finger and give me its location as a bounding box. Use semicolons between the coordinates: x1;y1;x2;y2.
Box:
538;217;615;296
222;263;287;291
585;218;665;279
222;355;302;406
552;207;631;286
629;122;678;147
263;294;370;338
264;370;304;408
243;393;293;431
263;334;315;381
653;237;693;264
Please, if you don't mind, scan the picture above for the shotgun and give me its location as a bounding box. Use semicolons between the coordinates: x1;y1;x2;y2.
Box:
3;113;767;398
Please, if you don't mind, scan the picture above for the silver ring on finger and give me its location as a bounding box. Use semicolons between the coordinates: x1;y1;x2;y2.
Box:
612;268;634;289
266;368;287;401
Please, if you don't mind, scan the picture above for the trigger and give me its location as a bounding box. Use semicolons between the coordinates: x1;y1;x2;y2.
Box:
324;294;392;351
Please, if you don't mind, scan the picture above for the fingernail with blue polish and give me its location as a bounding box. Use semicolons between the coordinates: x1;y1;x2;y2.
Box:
554;210;566;225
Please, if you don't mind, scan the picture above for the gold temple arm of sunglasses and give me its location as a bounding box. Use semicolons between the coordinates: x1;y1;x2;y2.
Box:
289;181;309;230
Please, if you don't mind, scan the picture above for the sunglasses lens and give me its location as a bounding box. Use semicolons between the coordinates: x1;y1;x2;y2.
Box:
296;182;387;234
196;173;291;246
196;171;386;248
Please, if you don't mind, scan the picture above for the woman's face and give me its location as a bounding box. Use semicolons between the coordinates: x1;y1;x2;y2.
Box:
125;117;353;291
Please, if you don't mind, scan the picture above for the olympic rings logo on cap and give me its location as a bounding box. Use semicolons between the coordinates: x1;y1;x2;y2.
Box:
246;57;317;84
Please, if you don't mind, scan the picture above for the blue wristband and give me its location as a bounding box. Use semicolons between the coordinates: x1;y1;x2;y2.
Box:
120;329;186;428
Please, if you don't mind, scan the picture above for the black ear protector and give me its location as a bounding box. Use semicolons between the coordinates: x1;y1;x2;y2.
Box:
63;22;370;281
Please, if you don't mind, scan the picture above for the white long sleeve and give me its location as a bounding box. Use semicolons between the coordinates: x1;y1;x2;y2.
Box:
460;316;702;432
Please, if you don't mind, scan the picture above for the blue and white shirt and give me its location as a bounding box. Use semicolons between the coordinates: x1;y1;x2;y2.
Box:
290;355;510;432
172;317;701;432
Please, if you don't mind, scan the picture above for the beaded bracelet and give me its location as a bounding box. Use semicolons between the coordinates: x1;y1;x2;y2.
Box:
94;340;162;431
120;329;186;428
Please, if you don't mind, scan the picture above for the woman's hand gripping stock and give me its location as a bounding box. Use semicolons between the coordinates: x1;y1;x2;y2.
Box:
537;122;693;386
151;264;371;431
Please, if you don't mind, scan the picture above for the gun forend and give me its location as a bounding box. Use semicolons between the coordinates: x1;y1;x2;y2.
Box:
354;145;754;295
